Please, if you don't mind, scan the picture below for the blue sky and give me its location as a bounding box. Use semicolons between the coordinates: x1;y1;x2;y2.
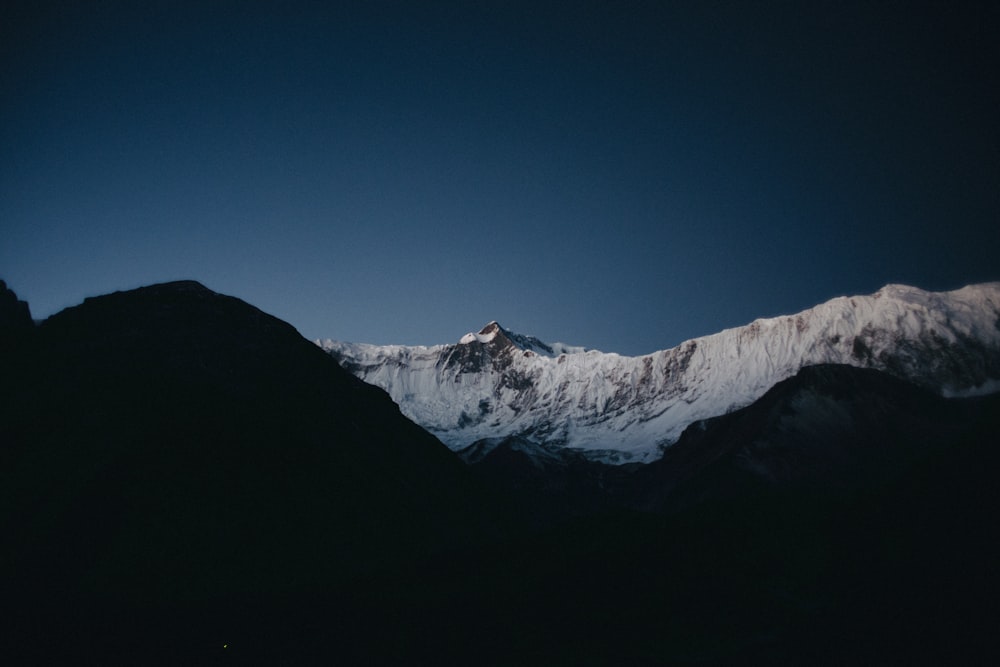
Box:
3;1;998;355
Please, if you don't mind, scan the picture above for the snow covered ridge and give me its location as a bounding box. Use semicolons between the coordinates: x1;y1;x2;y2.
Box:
458;321;588;356
317;283;1000;464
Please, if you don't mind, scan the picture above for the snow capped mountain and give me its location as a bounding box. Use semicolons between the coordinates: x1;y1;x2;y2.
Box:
318;283;1000;463
458;321;589;357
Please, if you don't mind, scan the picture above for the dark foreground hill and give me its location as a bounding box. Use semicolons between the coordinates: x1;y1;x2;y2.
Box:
635;363;1000;509
0;281;510;662
415;364;1000;664
2;281;998;664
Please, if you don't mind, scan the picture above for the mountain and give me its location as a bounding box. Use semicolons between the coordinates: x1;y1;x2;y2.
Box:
455;363;1000;519
0;279;33;338
304;365;1000;665
319;283;1000;463
633;363;1000;509
0;280;509;661
3;279;996;663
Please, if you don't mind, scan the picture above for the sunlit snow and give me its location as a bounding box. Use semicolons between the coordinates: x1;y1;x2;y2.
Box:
318;283;1000;464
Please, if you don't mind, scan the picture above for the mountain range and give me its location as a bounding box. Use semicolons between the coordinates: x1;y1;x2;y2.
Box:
320;282;1000;464
2;279;998;664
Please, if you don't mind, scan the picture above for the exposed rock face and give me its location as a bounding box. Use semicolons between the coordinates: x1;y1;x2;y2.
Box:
320;282;1000;463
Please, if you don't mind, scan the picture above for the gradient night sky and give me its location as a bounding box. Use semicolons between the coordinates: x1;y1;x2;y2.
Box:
3;1;998;355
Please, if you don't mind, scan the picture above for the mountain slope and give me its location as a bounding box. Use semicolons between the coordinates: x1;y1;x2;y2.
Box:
0;280;508;660
289;364;1000;665
3;280;996;664
633;363;1000;509
320;282;1000;463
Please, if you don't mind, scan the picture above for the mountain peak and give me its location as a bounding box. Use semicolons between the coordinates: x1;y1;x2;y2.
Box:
456;321;588;357
129;280;214;297
149;279;211;292
459;322;506;345
479;321;504;336
75;280;214;307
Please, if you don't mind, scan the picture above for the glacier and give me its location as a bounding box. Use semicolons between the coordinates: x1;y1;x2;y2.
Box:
318;283;1000;464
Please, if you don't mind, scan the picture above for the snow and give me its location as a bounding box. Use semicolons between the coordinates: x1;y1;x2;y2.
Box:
318;282;1000;464
460;331;496;344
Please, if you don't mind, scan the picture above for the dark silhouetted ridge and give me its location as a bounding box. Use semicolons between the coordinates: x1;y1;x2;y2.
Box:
0;280;509;662
0;279;33;335
3;283;997;665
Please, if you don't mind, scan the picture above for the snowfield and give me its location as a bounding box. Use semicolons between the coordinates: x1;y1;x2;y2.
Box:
319;283;1000;463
